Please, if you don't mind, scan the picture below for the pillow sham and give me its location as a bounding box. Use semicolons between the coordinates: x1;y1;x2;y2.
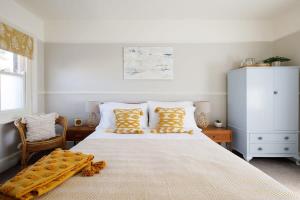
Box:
21;113;59;142
98;102;148;129
113;108;144;134
184;106;199;129
147;101;197;129
152;107;192;134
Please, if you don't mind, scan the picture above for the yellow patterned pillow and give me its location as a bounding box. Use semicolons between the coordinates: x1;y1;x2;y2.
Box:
113;108;144;134
152;107;193;134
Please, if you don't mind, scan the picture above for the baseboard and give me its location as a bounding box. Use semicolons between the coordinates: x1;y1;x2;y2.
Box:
0;151;20;173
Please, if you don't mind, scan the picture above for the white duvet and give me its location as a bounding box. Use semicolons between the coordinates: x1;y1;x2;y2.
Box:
39;128;299;200
89;128;206;140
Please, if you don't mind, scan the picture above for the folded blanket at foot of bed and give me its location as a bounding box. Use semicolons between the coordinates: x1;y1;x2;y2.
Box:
0;148;106;200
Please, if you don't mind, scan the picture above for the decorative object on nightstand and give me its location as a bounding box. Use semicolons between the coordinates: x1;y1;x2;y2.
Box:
66;125;95;144
195;101;210;128
214;120;223;128
74;118;82;127
86;101;99;127
202;125;232;150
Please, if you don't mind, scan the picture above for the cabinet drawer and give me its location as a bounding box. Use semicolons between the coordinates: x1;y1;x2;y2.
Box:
250;143;297;154
250;133;297;143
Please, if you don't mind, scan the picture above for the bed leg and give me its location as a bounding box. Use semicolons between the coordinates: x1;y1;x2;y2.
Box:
226;142;232;151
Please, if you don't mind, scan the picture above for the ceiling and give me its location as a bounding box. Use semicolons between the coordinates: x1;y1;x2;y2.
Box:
14;0;299;21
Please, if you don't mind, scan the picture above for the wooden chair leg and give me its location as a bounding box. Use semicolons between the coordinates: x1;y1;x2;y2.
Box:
61;140;66;150
21;152;28;169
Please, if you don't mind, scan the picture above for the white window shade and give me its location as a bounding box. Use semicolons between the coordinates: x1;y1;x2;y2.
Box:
0;73;25;111
0;49;29;123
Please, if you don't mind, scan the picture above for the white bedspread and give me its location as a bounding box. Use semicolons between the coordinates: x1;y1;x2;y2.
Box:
40;129;299;200
88;128;207;140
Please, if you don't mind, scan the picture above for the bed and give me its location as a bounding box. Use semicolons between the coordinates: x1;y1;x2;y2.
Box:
38;128;299;200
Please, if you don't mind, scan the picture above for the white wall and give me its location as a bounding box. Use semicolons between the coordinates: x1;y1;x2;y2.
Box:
45;20;274;43
0;0;44;40
44;42;273;125
0;123;20;173
34;40;45;113
273;31;300;66
40;9;300;129
272;6;300;41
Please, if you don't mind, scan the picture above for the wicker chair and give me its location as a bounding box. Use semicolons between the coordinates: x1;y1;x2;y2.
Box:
14;116;68;168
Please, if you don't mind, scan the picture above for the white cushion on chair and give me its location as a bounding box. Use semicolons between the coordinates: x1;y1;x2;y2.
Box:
22;113;59;142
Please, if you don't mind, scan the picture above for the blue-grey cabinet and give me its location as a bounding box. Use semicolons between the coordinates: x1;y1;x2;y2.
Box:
228;67;299;163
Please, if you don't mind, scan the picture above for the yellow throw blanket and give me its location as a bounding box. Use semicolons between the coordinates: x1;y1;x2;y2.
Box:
0;148;106;200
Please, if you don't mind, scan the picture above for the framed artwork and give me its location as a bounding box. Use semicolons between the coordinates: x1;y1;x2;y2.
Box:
124;47;173;80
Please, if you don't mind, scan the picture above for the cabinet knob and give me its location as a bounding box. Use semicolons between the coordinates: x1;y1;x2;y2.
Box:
258;147;263;151
284;136;289;140
258;137;263;140
284;147;289;151
273;91;278;95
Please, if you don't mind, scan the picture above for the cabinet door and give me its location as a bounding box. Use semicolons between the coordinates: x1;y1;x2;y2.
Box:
247;68;274;131
274;68;299;131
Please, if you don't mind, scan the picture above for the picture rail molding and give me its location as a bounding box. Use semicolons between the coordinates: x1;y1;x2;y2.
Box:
39;91;227;96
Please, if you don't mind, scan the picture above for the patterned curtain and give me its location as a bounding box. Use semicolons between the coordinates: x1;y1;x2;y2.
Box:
0;22;34;59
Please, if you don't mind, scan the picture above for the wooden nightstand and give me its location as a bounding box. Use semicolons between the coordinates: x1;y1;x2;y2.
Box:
66;126;95;144
202;125;232;149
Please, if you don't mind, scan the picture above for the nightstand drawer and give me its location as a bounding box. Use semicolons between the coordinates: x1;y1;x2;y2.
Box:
250;133;297;143
66;126;95;142
207;133;231;142
202;126;232;149
250;143;297;154
67;132;90;141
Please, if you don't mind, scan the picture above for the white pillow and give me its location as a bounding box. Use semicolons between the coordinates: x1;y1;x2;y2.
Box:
184;106;199;130
21;113;59;142
147;101;196;129
98;102;148;129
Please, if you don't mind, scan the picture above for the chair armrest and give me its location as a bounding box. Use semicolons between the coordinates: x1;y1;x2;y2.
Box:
56;116;68;139
14;119;27;147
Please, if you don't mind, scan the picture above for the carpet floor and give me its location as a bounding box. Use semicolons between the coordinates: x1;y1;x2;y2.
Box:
250;158;300;196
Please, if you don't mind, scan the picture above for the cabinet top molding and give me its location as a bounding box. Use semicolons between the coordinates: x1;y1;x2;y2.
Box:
229;66;300;73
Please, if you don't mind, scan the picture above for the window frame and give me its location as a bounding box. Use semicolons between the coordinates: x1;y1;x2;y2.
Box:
0;57;32;123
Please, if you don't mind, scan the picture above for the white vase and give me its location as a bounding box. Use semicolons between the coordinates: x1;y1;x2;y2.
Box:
214;122;223;128
272;61;281;66
87;112;98;127
198;112;209;128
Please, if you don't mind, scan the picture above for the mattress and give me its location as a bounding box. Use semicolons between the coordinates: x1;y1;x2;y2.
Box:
39;129;299;200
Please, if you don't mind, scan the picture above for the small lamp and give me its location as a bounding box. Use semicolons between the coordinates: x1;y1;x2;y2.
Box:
195;101;211;128
85;101;99;127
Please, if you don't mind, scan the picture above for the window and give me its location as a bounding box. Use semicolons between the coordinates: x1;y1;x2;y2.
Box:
0;49;27;112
